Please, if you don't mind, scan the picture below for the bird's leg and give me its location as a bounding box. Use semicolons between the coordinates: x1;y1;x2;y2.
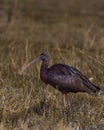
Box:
62;94;67;109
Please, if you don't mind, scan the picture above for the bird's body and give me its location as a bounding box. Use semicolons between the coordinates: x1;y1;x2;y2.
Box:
40;61;100;94
20;52;100;108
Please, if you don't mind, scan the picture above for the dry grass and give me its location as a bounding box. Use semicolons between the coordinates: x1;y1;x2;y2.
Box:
0;1;104;129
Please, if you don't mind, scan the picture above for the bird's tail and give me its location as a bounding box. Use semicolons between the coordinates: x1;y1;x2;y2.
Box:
83;79;100;94
70;67;101;94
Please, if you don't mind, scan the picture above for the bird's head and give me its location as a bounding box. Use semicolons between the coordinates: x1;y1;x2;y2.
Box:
19;52;50;74
39;52;51;61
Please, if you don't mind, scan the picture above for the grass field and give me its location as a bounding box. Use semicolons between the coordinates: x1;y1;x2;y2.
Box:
0;1;104;130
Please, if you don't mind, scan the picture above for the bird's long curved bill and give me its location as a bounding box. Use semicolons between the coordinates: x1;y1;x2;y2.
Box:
19;56;40;74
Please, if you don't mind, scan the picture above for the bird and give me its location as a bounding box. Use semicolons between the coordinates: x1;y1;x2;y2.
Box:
20;52;100;108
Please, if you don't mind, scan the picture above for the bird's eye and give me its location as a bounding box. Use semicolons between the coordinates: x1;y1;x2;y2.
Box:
40;53;45;56
40;53;46;60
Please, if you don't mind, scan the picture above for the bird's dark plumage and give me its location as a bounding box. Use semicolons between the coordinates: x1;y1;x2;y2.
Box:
46;64;100;94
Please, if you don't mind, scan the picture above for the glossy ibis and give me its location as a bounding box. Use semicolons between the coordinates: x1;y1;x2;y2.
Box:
20;52;100;108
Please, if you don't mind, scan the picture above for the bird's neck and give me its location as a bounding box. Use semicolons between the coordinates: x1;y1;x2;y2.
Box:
41;61;48;71
40;60;49;83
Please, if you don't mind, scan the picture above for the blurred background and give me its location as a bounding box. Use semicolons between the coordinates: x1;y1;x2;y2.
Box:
0;0;104;23
0;0;104;48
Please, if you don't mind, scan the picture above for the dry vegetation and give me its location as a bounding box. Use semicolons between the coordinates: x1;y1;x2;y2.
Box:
0;0;104;130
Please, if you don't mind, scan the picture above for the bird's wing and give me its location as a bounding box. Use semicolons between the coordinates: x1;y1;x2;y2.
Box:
48;74;76;86
47;73;84;93
48;64;100;93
